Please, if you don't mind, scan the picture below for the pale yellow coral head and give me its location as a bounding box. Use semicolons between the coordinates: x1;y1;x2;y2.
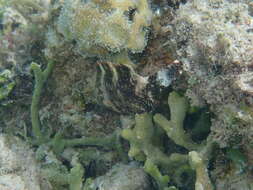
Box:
57;0;152;56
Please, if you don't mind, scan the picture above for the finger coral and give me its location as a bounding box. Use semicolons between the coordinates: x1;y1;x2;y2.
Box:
154;91;201;150
121;92;216;190
121;112;189;190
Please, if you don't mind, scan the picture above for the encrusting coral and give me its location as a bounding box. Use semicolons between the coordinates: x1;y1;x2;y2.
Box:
57;0;152;56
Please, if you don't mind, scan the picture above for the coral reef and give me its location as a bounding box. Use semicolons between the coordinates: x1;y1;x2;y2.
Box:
0;0;252;189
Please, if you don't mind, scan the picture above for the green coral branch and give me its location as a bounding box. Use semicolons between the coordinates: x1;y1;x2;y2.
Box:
144;158;170;190
64;132;117;148
50;130;125;157
69;162;85;190
121;113;188;168
189;151;213;190
153;92;201;150
121;92;216;189
42;157;85;190
30;61;55;143
30;60;125;161
121;113;189;189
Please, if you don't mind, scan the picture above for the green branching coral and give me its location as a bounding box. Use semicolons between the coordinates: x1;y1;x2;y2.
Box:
30;61;55;142
153;92;214;189
57;0;152;56
143;159;170;190
121;92;216;190
189;151;213;190
30;60;126;188
121;113;189;190
30;60;124;153
154;91;201;150
42;155;85;190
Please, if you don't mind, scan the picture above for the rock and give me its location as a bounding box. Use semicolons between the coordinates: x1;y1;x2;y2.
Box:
0;134;51;190
88;163;153;190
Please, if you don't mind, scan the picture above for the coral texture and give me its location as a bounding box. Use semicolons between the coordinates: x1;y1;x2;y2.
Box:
168;0;253;148
121;112;189;190
57;0;152;56
0;0;253;189
122;92;215;190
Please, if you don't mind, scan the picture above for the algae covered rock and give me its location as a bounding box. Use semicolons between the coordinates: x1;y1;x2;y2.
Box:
167;0;253;148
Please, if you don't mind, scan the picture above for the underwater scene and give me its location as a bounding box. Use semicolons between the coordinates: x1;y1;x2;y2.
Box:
0;0;252;189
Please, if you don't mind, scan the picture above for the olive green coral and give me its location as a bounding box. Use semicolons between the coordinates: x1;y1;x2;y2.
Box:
30;61;55;142
121;113;188;189
41;156;85;190
30;60;124;153
30;60;125;188
154;91;201;150
57;0;152;56
189;151;213;190
121;92;216;190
